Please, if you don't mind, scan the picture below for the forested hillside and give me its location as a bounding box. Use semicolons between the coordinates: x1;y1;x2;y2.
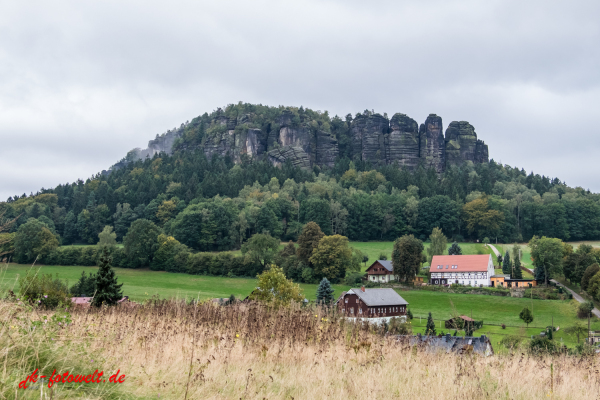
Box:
1;103;599;271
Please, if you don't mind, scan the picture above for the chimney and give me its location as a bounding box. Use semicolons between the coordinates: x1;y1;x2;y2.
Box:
446;333;451;342
361;286;365;292
480;335;486;343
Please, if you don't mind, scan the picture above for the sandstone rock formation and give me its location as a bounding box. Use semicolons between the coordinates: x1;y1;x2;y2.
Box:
444;121;489;168
386;113;420;169
351;112;389;166
117;105;489;173
419;114;446;173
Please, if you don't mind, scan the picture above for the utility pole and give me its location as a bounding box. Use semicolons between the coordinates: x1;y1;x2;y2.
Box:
588;311;591;344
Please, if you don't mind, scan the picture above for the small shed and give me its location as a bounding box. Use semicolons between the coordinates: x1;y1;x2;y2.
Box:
445;315;476;330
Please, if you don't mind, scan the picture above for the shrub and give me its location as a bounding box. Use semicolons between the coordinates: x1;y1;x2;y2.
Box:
407;309;413;320
500;335;521;349
387;317;412;335
528;337;563;355
344;272;364;285
578;301;595;319
501;324;506;329
18;271;70;309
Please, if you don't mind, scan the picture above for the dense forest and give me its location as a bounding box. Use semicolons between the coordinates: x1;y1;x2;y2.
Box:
1;103;599;277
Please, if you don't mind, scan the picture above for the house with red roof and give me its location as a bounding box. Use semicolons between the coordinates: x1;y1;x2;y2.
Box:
429;254;495;287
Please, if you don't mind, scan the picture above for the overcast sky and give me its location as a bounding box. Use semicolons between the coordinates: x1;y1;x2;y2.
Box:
1;0;599;200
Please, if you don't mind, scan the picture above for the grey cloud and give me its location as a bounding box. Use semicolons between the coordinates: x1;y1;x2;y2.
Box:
1;0;599;200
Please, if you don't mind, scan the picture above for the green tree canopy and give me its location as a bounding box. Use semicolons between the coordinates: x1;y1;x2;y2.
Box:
14;218;59;263
581;263;600;291
392;234;424;282
426;227;447;265
309;234;352;282
151;234;189;272
462;196;504;239
241;232;280;269
529;236;565;286
296;221;325;266
98;225;117;247
123;219;162;268
249;265;305;306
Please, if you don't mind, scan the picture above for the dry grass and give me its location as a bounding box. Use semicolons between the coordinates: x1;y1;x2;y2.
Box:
3;300;600;399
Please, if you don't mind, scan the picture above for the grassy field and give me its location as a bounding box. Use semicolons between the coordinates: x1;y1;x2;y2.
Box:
0;263;351;303
5;299;599;399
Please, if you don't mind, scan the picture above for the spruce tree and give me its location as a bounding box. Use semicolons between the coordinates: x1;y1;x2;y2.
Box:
92;247;123;307
448;242;462;255
425;312;436;336
513;258;523;279
316;277;335;305
502;251;511;275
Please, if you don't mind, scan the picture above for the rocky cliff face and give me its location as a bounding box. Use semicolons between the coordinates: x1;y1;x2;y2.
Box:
386;113;420;169
351;112;389;166
419;114;446;173
444;121;489;168
117;105;489;173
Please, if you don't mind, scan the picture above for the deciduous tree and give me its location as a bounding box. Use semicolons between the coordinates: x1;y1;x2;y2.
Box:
310;234;352;282
241;232;280;269
426;227;447;264
249;265;305;305
296;221;325;265
529;236;565;286
392;234;424;282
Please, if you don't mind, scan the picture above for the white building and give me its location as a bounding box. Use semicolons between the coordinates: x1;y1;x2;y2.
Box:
429;254;495;287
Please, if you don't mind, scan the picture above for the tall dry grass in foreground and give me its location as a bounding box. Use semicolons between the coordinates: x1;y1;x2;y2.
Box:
3;300;600;400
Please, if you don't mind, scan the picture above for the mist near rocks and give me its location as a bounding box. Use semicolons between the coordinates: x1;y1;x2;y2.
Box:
1;0;599;200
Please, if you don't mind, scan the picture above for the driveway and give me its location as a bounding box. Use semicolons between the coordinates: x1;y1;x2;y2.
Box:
551;279;600;319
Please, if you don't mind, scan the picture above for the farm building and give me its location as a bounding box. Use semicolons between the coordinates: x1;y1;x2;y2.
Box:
490;274;537;288
429;254;495;286
366;260;395;283
335;287;408;322
366;260;425;285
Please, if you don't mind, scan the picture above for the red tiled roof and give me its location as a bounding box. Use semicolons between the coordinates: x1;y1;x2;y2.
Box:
429;255;491;273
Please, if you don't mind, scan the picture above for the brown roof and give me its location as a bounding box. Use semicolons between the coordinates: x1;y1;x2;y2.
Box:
430;255;491;273
459;315;475;322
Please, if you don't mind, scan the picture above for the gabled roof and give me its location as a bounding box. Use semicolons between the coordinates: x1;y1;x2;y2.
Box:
430;254;492;273
366;260;393;272
346;288;408;306
377;260;393;272
399;334;494;356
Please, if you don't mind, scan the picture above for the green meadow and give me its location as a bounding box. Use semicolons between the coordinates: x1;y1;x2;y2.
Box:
3;240;596;349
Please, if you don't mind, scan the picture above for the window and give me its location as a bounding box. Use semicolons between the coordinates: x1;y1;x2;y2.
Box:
446;265;449;269
345;298;348;303
350;308;354;314
359;309;362;314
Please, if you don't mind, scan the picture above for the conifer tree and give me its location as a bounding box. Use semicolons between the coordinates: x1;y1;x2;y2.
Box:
512;258;523;279
92;247;123;307
316;277;335;305
425;312;436;336
448;242;462;255
502;251;511;275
